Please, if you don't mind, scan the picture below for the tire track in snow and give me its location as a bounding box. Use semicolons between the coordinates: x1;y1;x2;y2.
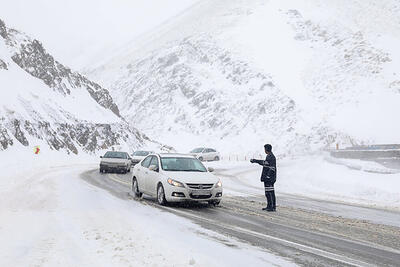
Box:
81;168;400;267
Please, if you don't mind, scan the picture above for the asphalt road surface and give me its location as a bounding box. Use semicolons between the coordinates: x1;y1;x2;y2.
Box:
81;168;400;267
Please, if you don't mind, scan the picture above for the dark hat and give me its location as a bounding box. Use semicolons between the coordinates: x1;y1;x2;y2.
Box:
264;144;272;152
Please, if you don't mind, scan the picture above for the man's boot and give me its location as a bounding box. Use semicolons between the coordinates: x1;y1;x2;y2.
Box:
263;191;272;210
271;190;276;211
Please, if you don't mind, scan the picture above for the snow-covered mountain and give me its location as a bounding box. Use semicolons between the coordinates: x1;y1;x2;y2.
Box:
0;18;149;154
89;0;400;154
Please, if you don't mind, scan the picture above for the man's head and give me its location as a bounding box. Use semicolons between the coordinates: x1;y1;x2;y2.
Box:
264;144;272;154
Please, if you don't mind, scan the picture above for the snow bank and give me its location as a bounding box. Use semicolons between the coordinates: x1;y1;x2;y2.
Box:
209;156;400;210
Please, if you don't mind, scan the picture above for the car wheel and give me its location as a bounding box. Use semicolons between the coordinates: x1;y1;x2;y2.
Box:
214;156;220;161
132;178;143;198
99;168;103;173
157;184;168;206
198;157;203;161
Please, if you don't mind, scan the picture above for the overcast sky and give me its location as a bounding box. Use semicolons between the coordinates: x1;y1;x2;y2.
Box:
0;0;198;70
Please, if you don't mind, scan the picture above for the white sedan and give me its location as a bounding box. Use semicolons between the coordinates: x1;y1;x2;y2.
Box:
131;154;223;205
189;147;220;161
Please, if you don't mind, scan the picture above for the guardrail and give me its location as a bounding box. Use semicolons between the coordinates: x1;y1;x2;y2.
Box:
328;147;400;160
219;154;265;162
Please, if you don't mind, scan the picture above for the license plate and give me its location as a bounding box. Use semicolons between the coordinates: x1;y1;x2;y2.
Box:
191;190;211;196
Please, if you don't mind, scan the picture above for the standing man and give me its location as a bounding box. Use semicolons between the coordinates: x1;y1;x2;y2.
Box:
250;144;277;211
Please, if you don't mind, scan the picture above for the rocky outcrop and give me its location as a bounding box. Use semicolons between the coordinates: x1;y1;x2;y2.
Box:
0;116;146;153
0;18;152;153
0;18;120;117
0;19;7;39
0;59;7;70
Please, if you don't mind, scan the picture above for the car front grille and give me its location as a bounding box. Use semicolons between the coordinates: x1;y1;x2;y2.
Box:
189;194;212;199
186;183;214;189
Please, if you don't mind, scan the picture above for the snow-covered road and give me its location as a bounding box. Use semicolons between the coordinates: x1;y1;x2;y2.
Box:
0;163;294;267
81;167;400;266
1;159;400;267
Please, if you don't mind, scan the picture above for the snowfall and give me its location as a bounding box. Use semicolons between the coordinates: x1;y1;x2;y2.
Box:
1;0;400;266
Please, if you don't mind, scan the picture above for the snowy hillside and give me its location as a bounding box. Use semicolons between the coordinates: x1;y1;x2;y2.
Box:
89;0;400;154
0;19;148;154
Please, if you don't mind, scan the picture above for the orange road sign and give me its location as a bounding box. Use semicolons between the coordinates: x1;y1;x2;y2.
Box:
34;146;40;154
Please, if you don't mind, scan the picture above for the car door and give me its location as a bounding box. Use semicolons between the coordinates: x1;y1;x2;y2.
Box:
209;148;217;160
146;156;160;195
137;156;152;193
204;148;211;161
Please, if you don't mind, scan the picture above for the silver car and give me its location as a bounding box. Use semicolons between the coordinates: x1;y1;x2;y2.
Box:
131;150;154;166
189;147;220;161
131;154;223;205
100;151;131;173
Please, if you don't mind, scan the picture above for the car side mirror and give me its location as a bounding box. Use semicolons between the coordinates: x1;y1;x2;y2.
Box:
208;167;214;172
100;156;103;158
149;165;159;172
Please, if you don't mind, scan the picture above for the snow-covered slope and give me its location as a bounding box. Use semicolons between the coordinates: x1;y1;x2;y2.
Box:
89;0;400;154
0;19;148;154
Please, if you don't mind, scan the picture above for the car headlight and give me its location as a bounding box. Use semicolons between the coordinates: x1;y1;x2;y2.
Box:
167;178;184;187
215;180;222;188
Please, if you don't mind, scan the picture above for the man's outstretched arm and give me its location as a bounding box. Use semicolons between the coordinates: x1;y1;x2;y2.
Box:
250;159;269;167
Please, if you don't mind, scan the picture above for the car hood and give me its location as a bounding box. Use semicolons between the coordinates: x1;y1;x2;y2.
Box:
164;171;219;184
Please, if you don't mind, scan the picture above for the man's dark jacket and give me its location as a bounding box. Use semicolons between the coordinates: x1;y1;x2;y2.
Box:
253;152;277;184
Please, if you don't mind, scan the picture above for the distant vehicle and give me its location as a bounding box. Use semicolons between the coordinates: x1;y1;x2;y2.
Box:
100;151;131;174
189;147;220;161
131;150;154;165
131;154;223;206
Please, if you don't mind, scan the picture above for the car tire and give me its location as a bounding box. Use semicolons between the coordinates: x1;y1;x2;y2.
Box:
199;157;204;161
132;178;143;198
214;156;220;161
99;168;103;173
157;184;168;206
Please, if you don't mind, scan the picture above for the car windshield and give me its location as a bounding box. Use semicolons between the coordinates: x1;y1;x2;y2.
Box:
190;148;204;153
161;157;207;172
133;151;150;156
104;151;126;159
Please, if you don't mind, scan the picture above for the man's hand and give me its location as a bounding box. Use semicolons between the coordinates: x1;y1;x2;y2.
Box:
250;159;255;163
